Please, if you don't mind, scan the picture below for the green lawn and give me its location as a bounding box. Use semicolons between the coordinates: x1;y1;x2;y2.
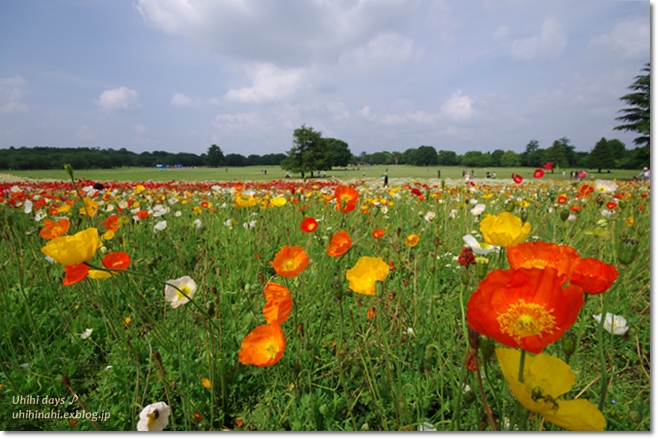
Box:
5;165;641;183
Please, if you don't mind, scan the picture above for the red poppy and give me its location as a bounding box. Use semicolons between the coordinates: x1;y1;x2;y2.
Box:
605;201;617;210
466;267;584;354
39;218;70;239
579;185;594;198
63;263;90;286
533;169;544;179
326;230;352;257
570;205;583;212
507;241;580;285
136;210;149;220
270;246;309;278
262;282;293;325
542;162;554;171
102;252;131;272
300;217;318;233
238;324;286;367
569;258;619;295
512;174;523;184
334;185;359;214
557;195;568;204
372;229;385;239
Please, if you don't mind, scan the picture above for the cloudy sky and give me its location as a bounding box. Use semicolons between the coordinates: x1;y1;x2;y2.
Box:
0;0;650;158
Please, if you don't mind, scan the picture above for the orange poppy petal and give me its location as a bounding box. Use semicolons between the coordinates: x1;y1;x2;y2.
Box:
238;324;286;367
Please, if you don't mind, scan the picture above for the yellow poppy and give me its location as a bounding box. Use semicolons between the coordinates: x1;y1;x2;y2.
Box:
78;197;99;217
269;197;287;207
41;228;99;266
345;256;390;296
479;212;531;247
235;194;258;208
405;234;420;247
496;348;605;431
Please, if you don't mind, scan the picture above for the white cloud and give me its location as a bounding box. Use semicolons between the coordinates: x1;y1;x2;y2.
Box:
224;63;308;103
510;18;567;60
73;126;95;142
357;106;371;117
134;124;150;135
589;17;649;60
213;112;262;131
339;32;422;69
441;90;474;120
493;25;510;39
170;93;200;107
0;75;29;114
97;86;141;112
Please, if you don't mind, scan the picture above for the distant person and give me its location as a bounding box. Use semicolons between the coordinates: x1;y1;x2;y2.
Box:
437;170;441;178
642;167;650;182
384;173;389;187
492;172;496;179
264;169;267;175
486;172;491;179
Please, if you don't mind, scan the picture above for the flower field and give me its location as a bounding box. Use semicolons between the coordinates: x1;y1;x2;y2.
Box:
0;170;650;431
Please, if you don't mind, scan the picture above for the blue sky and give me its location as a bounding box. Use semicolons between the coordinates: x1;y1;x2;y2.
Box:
0;0;650;158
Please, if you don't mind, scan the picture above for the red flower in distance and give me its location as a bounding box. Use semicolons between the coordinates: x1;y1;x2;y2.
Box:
300;217;318;233
512;174;523;184
533;169;544;179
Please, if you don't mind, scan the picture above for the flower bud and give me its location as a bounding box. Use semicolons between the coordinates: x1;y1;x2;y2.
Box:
505;202;515;212
63;164;74;178
459;266;470;286
618;238;639;266
467;326;480;350
474;257;489;280
627;409;643;424
519;208;528;223
480;337;494;363
560;210;570;221
618;200;627;209
561;331;577;360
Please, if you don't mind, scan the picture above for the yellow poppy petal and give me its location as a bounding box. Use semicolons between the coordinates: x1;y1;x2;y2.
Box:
542;400;606;431
88;269;112;280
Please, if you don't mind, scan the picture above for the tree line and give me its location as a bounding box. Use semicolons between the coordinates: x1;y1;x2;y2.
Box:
0;146;286;171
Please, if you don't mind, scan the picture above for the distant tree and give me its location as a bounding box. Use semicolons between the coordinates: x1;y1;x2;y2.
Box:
390;151;403;165
402;148;418;165
588;138;616;173
246;154;261;166
225;153;247;167
476;152;493;167
461;150;482;167
415;145;438;166
325;138;352;167
520;140;544;167
614;63;650;149
607;139;627;161
437;150;459;166
281;125;331;178
542;140;569;169
500;150;521;167
557;137;577;167
369;151;390;165
206;144;225;167
491;149;505;167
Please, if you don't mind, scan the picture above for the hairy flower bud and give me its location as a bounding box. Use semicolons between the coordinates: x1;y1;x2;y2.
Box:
561;331;577;360
480;337;495;363
474;257;489;280
459;266;470;286
519;208;528;223
560;210;570;222
618;238;639;266
505;202;515;212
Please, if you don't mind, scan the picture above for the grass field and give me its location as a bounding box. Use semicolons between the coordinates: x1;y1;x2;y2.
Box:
0;166;650;431
5;165;642;183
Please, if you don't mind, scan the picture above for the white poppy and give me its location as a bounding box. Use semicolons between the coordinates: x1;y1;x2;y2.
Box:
463;234;499;255
164;276;197;308
193;219;202;229
594;180;618;194
592;313;629;335
136;401;170;431
23;199;33;214
80;328;93;339
424;211;436;222
154;220;167;231
470;203;486;216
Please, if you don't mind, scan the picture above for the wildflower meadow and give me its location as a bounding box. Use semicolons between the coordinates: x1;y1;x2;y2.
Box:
0;167;650;431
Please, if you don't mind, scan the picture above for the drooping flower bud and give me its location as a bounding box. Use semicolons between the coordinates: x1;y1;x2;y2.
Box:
459;266;470;286
505;201;515;212
519;208;528;223
618;238;639;266
63;164;74;178
560;210;570;221
561;331;577;361
480;337;494;363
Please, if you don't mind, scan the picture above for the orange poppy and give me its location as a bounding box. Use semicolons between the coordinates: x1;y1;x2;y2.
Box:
372;229;385;239
270;246;309;278
262;282;293;325
238;324;286;367
63;263;90;286
102;252;131;273
102;214;121;232
569;258;619;295
39;218;70;240
367;307;375;319
466;267;584;354
405;234;420;247
557;195;568;204
326;230;352;257
507;241;580;284
334;185;358;214
300;217;318;233
578;185;594;198
136;210;149;220
605;201;617;210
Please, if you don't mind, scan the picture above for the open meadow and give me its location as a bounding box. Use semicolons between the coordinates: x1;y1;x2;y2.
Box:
0;166;650;431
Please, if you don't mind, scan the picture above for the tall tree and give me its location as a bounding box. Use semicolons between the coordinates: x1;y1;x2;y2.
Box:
491;149;505;167
606;139;626;161
588;138;616;173
281;125;331;178
206;144;225;167
520;140;544;167
415;145;438;166
500;150;521;167
542;140;569;169
614;63;650;148
437;150;458;166
325;138;352;167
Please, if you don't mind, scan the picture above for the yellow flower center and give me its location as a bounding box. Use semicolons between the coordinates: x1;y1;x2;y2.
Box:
264;341;279;358
497;300;557;342
283;259;296;271
176;285;191;301
519;258;548;270
147;409;160;429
